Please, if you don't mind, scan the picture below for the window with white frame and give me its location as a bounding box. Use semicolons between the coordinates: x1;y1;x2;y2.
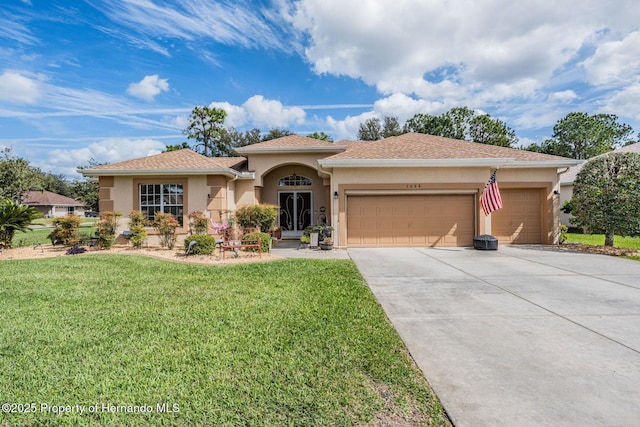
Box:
278;175;312;187
139;183;184;225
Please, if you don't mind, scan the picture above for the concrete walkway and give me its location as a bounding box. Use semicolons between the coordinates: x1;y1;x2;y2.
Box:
270;239;350;259
348;245;640;427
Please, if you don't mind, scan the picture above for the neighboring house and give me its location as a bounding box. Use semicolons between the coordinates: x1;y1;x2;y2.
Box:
23;190;86;218
560;142;640;227
80;133;579;248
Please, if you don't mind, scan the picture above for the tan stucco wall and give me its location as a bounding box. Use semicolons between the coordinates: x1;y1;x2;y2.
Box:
246;152;336;187
330;166;562;247
101;175;237;245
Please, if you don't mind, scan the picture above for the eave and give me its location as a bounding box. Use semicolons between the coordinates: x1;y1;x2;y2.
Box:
318;158;582;168
79;168;255;179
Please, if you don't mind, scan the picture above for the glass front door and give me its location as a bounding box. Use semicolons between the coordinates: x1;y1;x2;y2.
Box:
278;191;312;237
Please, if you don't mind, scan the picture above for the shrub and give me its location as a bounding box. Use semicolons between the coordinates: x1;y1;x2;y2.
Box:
242;231;271;253
559;224;568;244
235;204;278;233
96;211;122;249
48;215;82;247
0;199;41;248
188;211;209;235
154;212;179;249
128;210;147;248
184;234;217;255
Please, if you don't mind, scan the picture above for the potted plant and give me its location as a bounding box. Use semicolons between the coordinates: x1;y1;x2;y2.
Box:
319;236;334;250
300;234;310;248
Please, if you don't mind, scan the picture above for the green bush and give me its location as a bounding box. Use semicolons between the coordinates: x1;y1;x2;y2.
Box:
559;224;568;244
242;231;271;253
154;212;179;249
0;199;41;248
97;211;122;249
48;215;82;246
235;204;278;233
128;210;147;248
188;211;209;235
184;234;217;255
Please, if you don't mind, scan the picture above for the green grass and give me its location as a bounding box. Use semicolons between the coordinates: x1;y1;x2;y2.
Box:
566;233;640;250
0;256;449;426
11;226;97;248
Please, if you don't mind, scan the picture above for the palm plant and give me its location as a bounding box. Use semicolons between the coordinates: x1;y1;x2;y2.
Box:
0;199;41;248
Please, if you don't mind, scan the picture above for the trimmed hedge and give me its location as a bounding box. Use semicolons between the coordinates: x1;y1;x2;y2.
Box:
184;234;217;255
235;204;278;233
242;232;271;253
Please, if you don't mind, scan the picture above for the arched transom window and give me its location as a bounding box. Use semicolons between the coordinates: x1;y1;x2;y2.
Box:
278;174;312;187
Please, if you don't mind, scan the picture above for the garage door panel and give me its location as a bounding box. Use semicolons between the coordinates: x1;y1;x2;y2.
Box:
347;195;475;247
492;189;543;244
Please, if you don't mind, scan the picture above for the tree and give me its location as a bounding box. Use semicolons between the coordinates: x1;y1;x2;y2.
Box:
572;152;640;246
183;106;229;157
532;112;635;159
163;142;191;152
358;117;382;141
381;116;403;138
262;128;294;141
307;131;333;142
69;179;99;212
220;127;262;150
468;114;518;147
403;107;518;147
0;148;42;203
358;116;403;141
0;199;41;248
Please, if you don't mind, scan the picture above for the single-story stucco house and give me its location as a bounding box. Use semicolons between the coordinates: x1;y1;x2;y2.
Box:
80;133;579;248
23;190;86;218
560;142;640;227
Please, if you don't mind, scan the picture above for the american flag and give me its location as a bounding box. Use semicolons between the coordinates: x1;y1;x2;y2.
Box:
480;170;503;215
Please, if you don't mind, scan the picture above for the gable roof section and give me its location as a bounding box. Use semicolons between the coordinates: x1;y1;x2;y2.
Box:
320;133;579;168
24;190;84;207
560;142;640;184
236;134;350;154
79;149;251;178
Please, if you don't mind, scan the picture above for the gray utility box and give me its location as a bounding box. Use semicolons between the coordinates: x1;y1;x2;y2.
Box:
473;234;498;250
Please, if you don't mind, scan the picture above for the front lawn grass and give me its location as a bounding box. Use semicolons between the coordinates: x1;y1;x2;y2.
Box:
0;256;449;426
565;233;640;250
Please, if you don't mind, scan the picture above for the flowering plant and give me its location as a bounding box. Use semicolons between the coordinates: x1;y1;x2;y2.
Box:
209;218;229;234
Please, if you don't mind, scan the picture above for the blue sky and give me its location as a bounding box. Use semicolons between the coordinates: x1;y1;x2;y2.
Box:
1;0;639;177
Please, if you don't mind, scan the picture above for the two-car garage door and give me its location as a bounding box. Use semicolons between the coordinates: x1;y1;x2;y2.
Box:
346;189;543;247
347;194;475;247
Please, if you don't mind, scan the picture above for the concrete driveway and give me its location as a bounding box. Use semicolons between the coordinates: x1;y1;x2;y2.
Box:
348;245;640;427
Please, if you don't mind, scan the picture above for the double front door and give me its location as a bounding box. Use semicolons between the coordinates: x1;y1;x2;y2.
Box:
279;191;312;237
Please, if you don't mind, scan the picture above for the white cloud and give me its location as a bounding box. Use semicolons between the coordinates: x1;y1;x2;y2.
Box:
47;138;166;177
209;101;248;127
601;83;640;121
324;94;446;140
126;75;169;101
241;95;306;128
582;31;640;86
0;71;41;104
95;0;299;52
548;90;578;103
289;0;640;123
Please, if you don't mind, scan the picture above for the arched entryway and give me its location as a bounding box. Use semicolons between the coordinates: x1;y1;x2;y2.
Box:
261;164;329;238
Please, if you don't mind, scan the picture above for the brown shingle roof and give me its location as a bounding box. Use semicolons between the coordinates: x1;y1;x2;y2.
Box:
82;149;246;173
24;191;84;206
326;133;572;161
236;134;348;152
